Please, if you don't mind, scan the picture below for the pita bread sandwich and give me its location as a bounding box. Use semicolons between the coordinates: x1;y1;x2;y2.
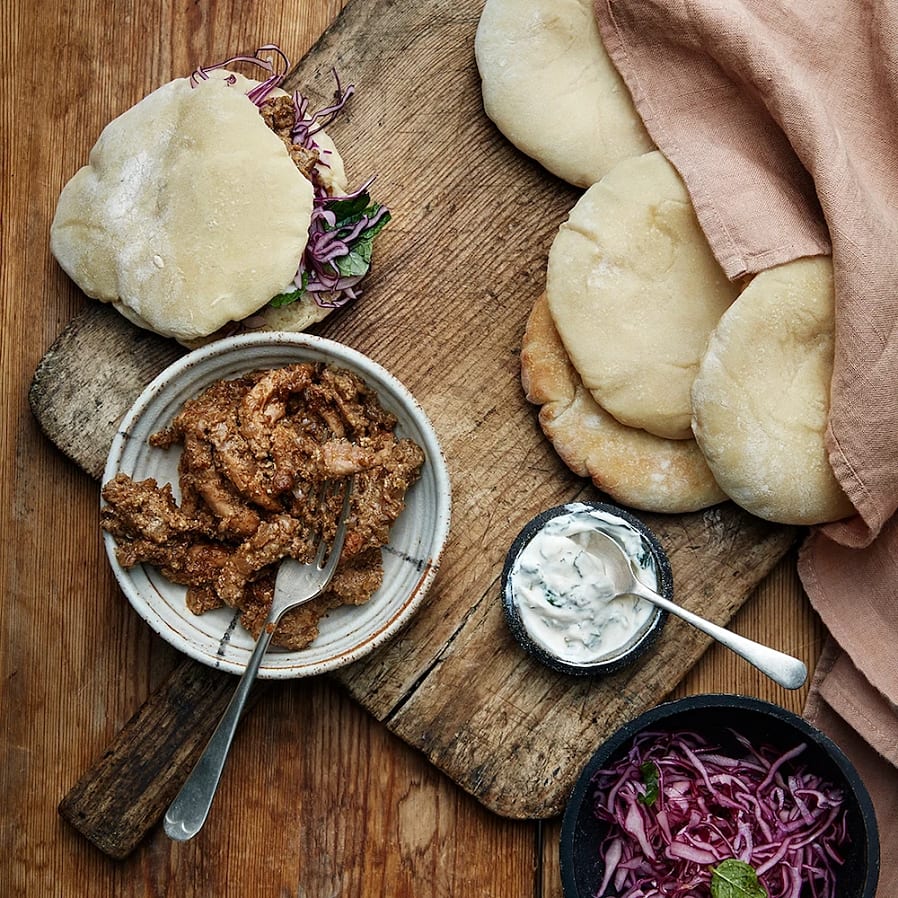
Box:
50;46;390;346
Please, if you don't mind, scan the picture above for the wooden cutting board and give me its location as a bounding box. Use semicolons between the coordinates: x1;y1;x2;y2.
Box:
30;0;796;856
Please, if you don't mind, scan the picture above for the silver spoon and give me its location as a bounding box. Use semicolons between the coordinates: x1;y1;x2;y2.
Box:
590;530;808;690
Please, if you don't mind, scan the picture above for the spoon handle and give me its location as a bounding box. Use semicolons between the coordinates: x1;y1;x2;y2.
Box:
635;586;808;690
163;625;276;841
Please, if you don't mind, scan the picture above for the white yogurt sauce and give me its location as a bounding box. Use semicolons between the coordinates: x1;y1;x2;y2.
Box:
509;504;659;665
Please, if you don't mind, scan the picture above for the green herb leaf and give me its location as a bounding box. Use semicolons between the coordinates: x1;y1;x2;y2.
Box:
269;288;303;308
638;761;660;807
363;205;391;239
333;207;392;278
269;271;310;308
334;239;374;278
327;190;373;223
710;859;768;898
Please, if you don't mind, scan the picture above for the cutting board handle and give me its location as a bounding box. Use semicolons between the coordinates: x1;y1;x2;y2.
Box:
57;659;263;858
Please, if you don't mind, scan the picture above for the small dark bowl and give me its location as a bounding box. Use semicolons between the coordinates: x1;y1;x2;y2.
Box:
560;694;880;898
501;501;672;676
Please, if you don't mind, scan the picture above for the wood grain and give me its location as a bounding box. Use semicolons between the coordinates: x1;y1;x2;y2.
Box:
57;660;257;859
1;0;827;895
31;0;799;826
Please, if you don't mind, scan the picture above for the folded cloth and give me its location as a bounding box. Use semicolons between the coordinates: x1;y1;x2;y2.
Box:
806;640;897;895
592;0;898;888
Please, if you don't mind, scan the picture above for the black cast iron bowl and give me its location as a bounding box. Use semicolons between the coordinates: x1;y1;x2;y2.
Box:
560;694;880;898
501;501;671;676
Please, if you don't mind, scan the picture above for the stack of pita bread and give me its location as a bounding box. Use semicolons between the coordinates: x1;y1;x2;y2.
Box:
476;0;851;525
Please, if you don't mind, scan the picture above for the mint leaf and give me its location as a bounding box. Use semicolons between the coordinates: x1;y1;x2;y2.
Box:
710;859;768;898
326;191;372;222
333;208;391;279
362;205;391;238
638;761;659;807
334;234;376;278
269;273;310;308
269;289;303;308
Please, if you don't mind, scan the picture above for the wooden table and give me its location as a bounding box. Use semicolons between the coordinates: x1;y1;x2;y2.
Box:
1;1;827;894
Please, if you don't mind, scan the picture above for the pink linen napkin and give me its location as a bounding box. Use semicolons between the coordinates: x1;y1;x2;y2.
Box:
592;0;898;890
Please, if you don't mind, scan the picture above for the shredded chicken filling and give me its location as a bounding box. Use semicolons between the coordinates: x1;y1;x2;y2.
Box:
102;363;425;649
259;94;321;182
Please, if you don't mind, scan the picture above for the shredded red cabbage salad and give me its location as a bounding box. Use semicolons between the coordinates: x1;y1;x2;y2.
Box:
589;729;849;898
191;45;390;311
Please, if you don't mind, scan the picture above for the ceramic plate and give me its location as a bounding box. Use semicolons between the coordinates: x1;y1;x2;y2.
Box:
103;332;452;678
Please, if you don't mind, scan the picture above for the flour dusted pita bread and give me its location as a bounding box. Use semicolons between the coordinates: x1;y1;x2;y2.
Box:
50;71;322;343
546;151;741;440
691;256;852;525
475;0;654;188
522;293;726;513
181;119;351;348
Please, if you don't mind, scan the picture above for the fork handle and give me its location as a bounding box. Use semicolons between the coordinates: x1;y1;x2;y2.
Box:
163;625;276;841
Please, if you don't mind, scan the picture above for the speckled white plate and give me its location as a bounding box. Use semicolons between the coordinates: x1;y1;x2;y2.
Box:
102;332;452;679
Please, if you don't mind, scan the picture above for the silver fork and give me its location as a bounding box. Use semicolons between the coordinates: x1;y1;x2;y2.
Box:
164;476;354;842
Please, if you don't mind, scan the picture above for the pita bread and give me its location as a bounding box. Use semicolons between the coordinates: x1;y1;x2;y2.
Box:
50;71;321;343
522;293;726;513
474;0;654;188
546;151;741;440
691;257;853;525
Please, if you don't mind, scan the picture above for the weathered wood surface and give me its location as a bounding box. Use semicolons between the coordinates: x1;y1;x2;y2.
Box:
57;660;246;859
30;0;799;825
3;0;827;894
